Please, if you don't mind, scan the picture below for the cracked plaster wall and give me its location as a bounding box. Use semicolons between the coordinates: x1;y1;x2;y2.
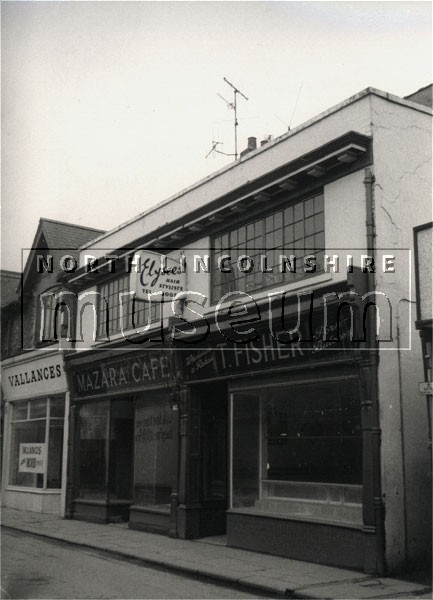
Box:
371;94;432;571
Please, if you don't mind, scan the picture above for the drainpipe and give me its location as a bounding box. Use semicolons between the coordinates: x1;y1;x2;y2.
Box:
167;315;184;538
363;168;386;575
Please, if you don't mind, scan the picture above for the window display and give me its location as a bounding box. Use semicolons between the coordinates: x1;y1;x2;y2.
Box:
9;396;64;489
231;381;362;525
134;391;176;507
78;399;133;501
78;401;109;499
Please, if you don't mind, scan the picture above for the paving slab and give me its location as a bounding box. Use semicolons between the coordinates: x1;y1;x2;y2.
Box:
295;578;433;600
1;507;431;599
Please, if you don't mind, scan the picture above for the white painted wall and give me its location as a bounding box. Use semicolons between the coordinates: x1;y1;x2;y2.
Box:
371;94;432;571
4;489;61;513
324;169;368;273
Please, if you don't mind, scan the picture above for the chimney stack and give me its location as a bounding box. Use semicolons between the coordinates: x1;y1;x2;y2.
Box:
240;136;257;158
247;136;257;151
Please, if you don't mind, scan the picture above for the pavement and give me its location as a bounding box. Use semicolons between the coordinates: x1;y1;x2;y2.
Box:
1;507;431;599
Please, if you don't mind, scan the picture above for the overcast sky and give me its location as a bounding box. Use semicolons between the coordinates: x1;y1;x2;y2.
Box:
2;1;431;271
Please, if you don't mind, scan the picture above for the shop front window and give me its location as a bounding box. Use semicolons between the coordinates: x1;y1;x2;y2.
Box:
78;401;109;500
78;399;133;501
9;396;65;489
231;381;362;525
134;391;176;508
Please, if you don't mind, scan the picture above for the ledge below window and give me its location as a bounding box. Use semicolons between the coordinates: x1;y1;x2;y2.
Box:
128;504;170;515
227;506;363;530
232;481;363;528
6;486;61;494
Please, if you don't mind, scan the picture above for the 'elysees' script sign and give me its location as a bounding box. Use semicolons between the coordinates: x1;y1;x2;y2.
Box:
132;250;186;301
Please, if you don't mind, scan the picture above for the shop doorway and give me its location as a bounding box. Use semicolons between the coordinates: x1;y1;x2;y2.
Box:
109;399;134;502
200;383;228;536
73;397;134;522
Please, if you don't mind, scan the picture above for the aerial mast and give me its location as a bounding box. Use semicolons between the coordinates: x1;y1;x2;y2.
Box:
222;77;248;160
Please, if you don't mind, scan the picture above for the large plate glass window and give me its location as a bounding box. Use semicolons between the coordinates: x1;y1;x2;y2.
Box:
231;380;362;525
9;396;65;489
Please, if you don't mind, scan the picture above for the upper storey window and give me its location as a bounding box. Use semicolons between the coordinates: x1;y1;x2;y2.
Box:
212;193;324;301
39;291;58;343
97;274;159;338
36;288;67;346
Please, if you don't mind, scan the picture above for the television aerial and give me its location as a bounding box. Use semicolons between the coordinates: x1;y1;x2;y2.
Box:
207;77;248;161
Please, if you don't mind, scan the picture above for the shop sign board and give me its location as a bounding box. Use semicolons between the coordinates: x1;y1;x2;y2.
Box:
71;304;358;394
3;355;66;401
19;443;46;473
131;250;186;301
182;304;357;381
419;381;433;395
72;350;171;397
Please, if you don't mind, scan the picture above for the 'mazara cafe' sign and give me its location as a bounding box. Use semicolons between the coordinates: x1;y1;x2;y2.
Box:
73;351;171;397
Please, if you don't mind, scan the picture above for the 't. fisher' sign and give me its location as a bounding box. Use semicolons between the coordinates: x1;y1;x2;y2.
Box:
132;250;186;301
19;443;46;473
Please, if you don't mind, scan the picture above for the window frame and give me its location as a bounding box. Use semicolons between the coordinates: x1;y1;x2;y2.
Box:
8;395;65;491
211;191;325;303
229;377;363;526
96;273;160;339
35;287;63;347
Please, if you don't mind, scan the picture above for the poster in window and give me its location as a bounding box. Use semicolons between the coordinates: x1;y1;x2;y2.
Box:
19;443;46;473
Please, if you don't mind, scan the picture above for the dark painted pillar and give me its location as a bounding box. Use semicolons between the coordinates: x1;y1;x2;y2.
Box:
360;357;384;575
177;386;202;539
347;271;384;574
168;392;180;538
64;403;77;518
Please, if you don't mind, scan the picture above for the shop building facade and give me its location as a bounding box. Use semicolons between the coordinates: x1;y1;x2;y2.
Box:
63;86;431;575
1;219;103;514
64;347;178;530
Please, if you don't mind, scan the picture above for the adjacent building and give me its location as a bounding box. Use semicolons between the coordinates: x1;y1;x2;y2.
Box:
1;269;22;476
1;219;103;515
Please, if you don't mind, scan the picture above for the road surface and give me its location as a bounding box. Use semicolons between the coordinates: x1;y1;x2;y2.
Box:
2;529;260;599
